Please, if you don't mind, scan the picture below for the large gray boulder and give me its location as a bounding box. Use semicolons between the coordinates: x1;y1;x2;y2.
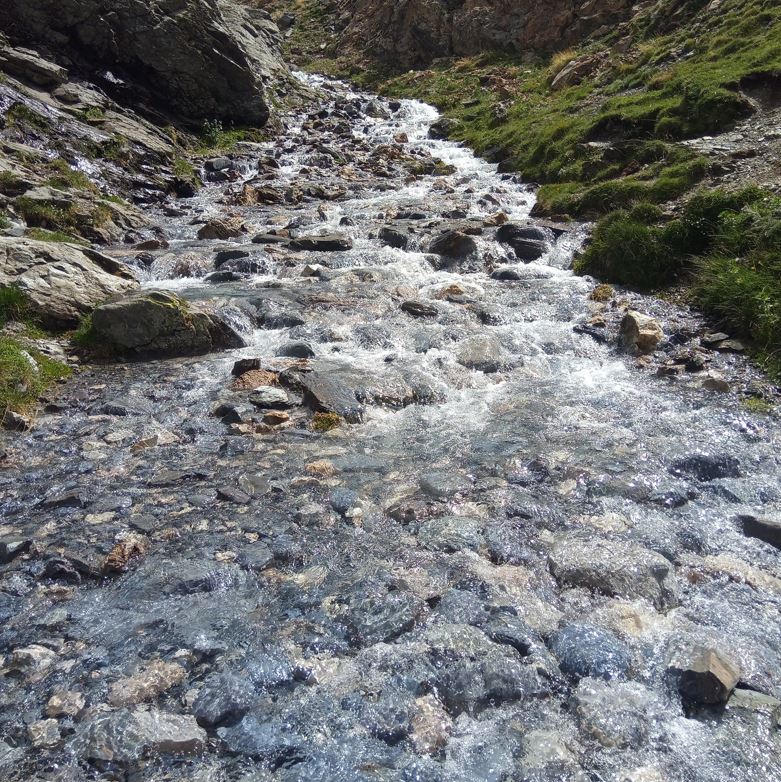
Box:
0;237;137;327
89;289;246;358
1;0;289;125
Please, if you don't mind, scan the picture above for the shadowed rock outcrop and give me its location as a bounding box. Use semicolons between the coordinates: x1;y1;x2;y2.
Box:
1;0;290;125
336;0;634;69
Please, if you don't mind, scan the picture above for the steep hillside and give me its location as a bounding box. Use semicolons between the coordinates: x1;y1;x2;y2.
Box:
270;0;781;374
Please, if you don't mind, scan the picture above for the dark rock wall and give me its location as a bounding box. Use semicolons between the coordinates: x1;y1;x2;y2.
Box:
0;0;290;125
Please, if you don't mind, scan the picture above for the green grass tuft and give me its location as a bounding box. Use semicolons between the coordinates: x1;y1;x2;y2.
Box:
0;336;71;417
24;228;88;244
0;285;29;323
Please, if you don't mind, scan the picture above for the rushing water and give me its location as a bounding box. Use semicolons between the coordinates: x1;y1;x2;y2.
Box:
1;73;780;782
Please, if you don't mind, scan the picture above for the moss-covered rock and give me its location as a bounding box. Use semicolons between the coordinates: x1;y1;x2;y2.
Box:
87;289;247;359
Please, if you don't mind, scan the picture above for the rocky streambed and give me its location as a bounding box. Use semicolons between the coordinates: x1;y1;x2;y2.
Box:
1;73;781;782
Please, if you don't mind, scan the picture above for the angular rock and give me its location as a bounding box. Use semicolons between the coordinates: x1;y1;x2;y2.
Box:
216;486;251;504
232;357;262;376
248;386;292;409
7;644;58;682
197;219;244;240
379;225;409;250
0;45;68;86
90;289;245;358
401;300;438;318
428;117;460;140
669;647;740;705
27;719;60;749
46;691;86;718
619;311;663;354
0;238;137;327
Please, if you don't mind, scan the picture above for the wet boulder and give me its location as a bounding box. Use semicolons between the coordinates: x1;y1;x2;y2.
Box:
573;678;666;748
549;624;632;681
289;233;353;251
418;623;549;715
345;590;425;646
295;370;365;423
418;515;483;552
549;535;677;609
496;223;551;261
619;310;663;354
0;237;137;328
456;334;512;373
428;117;460;140
78;708;206;763
248;386;293;409
197;218;244;240
669;453;742;482
89;289;246;358
193;673;257;726
107;660;187;707
218;714;304;761
378;225;410;250
275;340;315;359
428;230;477;259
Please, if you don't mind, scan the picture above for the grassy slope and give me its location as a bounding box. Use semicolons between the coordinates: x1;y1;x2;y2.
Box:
0;287;71;419
280;0;781;375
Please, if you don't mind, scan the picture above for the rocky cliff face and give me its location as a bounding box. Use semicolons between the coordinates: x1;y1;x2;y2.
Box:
336;0;634;68
1;0;290;126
